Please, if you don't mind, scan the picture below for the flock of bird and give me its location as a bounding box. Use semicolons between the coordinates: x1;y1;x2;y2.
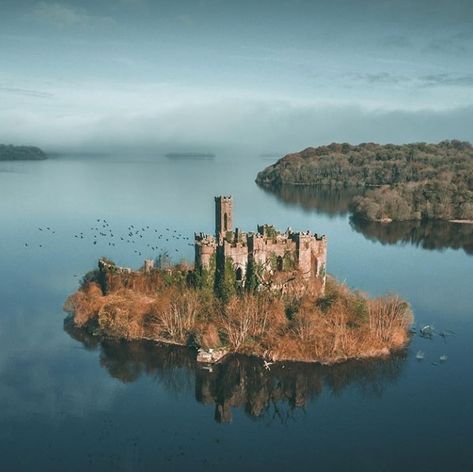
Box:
24;226;457;368
24;218;194;259
411;324;455;365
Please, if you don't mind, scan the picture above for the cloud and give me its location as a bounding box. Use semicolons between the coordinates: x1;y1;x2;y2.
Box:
348;71;473;90
176;14;193;26
1;89;472;153
116;0;146;5
419;73;473;88
0;303;122;420
34;1;83;26
426;31;473;55
0;85;53;98
33;1;116;28
352;72;408;85
381;35;413;49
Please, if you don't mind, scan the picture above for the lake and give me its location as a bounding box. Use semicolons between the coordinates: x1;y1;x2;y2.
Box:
0;153;472;471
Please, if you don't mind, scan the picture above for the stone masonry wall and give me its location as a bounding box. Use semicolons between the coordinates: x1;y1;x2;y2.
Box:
195;196;328;294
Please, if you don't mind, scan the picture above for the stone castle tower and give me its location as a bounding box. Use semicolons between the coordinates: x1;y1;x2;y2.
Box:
195;196;327;293
215;196;233;236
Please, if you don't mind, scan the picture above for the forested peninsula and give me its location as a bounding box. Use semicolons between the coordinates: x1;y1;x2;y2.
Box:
0;144;47;161
256;141;473;222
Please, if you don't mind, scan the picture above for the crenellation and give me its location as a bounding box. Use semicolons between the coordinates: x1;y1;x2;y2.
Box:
195;196;328;294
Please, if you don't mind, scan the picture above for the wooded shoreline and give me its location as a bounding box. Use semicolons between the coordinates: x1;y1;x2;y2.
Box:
256;141;473;222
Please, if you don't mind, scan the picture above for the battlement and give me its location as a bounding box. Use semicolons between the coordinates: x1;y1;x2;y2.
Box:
196;197;327;294
195;232;217;245
98;258;132;274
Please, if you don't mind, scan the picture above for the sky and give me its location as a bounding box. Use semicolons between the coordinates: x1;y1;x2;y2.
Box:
1;0;473;153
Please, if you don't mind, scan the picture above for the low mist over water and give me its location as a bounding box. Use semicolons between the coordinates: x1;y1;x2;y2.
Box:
1;1;473;153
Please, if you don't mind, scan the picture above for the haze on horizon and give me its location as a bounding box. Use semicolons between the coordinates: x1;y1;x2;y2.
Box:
1;0;473;154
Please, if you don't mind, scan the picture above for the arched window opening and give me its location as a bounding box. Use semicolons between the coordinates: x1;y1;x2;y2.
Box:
224;213;228;231
236;267;243;282
276;256;283;271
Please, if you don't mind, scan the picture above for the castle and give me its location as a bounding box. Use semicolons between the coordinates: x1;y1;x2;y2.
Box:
195;196;327;293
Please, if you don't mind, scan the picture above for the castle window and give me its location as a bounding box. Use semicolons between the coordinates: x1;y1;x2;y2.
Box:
224;213;228;231
276;256;283;271
236;267;243;282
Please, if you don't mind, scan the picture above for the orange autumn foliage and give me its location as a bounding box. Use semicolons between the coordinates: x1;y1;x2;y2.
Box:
64;266;413;364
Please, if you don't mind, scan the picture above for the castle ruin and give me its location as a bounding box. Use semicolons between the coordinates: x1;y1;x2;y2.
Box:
195;196;327;293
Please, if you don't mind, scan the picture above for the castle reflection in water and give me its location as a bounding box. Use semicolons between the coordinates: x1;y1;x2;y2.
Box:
65;319;407;424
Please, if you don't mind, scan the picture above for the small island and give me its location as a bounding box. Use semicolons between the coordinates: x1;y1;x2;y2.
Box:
0;144;47;161
64;196;412;365
256;141;473;222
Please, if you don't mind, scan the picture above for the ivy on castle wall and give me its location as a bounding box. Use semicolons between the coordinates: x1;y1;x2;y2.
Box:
190;253;216;291
245;258;264;292
261;224;278;240
319;263;326;278
282;250;296;271
214;256;237;302
268;251;296;272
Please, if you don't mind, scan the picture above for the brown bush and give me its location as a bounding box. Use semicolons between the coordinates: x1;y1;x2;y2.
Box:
199;323;221;349
97;293;149;340
63;282;104;327
65;271;413;363
155;289;199;343
367;295;412;346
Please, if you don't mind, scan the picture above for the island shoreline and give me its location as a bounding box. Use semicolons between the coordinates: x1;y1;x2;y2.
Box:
64;260;413;366
256;141;473;223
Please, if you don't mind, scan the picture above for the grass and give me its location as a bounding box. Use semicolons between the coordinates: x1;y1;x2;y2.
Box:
64;261;413;364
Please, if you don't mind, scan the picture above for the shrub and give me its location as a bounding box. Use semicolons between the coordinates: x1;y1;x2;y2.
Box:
65;265;413;363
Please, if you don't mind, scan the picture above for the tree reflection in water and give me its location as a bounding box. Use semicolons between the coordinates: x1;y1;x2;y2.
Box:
65;319;407;424
257;184;359;217
350;218;473;255
258;184;473;255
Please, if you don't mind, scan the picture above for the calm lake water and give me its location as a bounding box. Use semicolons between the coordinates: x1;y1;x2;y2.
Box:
0;153;472;471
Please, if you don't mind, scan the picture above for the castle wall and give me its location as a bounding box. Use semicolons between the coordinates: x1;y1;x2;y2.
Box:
98;258;162;295
312;238;327;278
196;196;328;294
223;240;249;279
293;233;312;279
247;234;267;266
248;234;297;271
291;233;327;281
194;233;217;270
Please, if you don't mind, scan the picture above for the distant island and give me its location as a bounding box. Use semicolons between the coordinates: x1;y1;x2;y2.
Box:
256;141;473;222
0;144;47;161
165;152;215;160
64;196;413;365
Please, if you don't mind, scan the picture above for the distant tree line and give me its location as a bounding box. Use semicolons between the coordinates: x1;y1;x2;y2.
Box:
256;141;473;221
0;144;47;161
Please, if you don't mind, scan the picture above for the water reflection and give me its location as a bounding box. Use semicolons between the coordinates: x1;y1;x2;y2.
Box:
350;218;473;255
65;319;407;424
257;184;358;217
258;184;473;255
